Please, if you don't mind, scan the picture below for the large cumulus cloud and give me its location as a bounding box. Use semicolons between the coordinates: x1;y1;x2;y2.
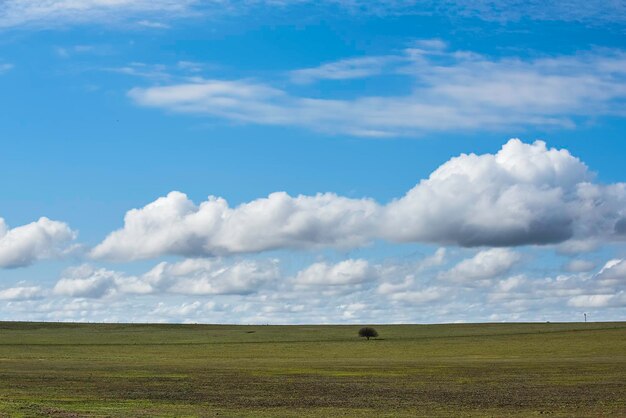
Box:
383;138;601;246
92;139;626;261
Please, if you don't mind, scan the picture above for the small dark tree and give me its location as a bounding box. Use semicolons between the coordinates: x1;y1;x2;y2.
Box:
358;327;378;340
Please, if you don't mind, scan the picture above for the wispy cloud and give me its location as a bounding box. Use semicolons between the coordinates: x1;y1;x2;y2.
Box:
2;1;625;30
0;0;198;29
136;19;170;29
0;63;14;74
290;55;400;84
129;46;626;136
445;0;626;24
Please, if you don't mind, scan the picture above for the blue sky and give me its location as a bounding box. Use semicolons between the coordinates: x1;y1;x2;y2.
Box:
0;0;625;323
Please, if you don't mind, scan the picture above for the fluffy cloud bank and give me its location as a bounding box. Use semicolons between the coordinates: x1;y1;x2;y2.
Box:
0;217;77;268
3;247;624;322
91;191;377;260
92;139;626;261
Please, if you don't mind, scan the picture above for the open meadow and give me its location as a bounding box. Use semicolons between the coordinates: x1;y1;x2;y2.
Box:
0;321;624;417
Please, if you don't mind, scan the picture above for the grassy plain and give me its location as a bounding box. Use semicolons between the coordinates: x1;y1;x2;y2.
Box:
0;321;624;417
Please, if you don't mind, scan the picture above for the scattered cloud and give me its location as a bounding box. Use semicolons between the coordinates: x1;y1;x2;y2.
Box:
595;259;626;287
150;301;204;322
129;47;626;136
144;258;280;295
568;293;625;308
438;248;521;283
53;264;150;298
0;285;44;301
92;139;626;261
388;287;445;304
294;259;375;286
0;217;77;268
52;258;280;299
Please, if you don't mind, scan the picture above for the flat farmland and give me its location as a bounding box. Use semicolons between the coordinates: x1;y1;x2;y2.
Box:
0;322;624;417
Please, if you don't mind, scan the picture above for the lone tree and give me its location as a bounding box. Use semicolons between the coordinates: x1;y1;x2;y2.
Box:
358;327;378;340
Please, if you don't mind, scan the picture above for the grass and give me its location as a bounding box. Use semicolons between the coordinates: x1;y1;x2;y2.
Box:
0;321;624;416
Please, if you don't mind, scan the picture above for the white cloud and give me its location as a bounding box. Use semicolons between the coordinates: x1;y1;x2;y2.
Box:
377;275;414;295
340;302;367;319
438;248;521;283
92;139;626;260
53;264;147;298
568;293;625;308
485;254;626;312
53;258;279;299
294;259;375;286
420;247;447;268
0;285;44;301
53;273;113;298
495;275;526;293
0;217;77;268
144;258;279;295
389;287;444;304
595;259;626;287
129;47;626;136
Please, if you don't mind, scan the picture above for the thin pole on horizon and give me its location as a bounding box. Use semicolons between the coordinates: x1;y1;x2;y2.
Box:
584;313;587;323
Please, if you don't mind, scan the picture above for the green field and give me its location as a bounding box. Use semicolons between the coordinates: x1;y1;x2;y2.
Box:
0;322;624;417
